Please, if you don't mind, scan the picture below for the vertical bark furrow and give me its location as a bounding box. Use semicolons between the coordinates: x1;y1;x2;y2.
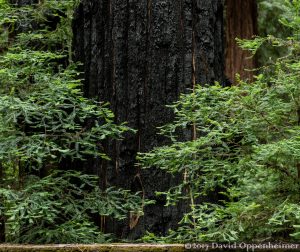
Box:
225;0;257;83
73;0;225;239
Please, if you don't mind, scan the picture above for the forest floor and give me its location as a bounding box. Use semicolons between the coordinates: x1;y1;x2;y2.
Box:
0;244;186;252
0;244;296;252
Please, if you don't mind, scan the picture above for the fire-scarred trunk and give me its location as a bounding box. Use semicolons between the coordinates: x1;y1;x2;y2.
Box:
72;0;225;239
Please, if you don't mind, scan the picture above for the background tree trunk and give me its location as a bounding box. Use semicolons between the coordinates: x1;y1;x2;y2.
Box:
73;0;225;239
225;0;257;83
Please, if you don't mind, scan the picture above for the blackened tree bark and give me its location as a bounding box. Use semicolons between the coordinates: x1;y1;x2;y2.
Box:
225;0;257;83
73;0;225;239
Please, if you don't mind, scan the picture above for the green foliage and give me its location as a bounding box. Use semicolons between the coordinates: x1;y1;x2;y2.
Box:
0;61;129;167
0;0;143;244
257;0;293;65
258;0;292;38
0;171;144;243
139;0;300;243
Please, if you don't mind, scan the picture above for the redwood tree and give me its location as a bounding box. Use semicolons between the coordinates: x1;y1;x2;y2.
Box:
225;0;258;83
73;0;225;238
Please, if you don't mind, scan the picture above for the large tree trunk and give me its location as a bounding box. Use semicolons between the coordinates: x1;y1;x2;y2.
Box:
73;0;225;239
225;0;257;83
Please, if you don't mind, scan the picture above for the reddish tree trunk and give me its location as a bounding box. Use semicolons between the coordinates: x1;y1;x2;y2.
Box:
225;0;257;83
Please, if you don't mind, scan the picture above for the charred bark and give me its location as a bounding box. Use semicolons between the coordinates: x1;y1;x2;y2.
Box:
73;0;225;239
225;0;257;83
